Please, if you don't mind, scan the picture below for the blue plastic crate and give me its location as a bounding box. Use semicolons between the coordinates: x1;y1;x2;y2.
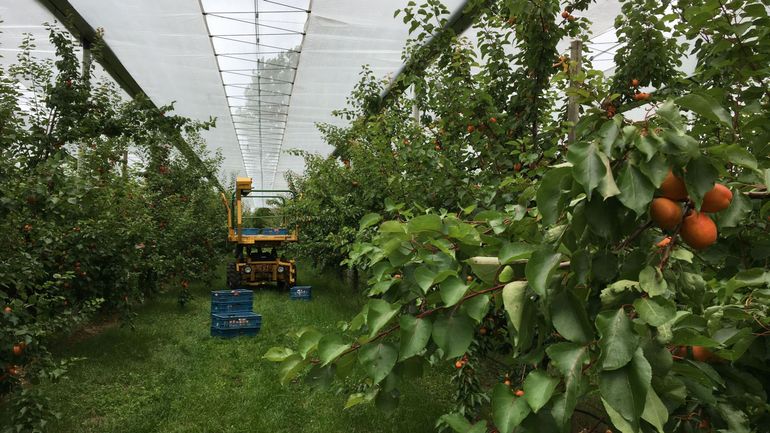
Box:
211;312;262;329
211;289;253;303
210;300;253;313
210;326;260;338
290;286;312;301
261;228;289;235
235;228;261;235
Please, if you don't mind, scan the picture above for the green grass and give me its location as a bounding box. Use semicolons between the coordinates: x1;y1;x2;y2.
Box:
31;265;453;433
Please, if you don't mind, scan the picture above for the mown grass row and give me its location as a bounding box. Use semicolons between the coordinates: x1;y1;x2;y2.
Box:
30;264;453;433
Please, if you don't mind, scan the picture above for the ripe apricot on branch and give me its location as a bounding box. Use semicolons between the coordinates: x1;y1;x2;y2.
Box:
659;171;688;201
631;78;640;87
650;198;682;230
701;184;733;213
467;124;475;133
681;211;718;250
515;389;525;397
691;346;715;362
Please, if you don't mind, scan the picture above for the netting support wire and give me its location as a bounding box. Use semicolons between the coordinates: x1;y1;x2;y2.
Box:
255;0;265;194
270;0;313;189
227;91;293;98
221;66;297;71
204;15;306;35
228;99;291;107
203;10;309;15
264;0;310;13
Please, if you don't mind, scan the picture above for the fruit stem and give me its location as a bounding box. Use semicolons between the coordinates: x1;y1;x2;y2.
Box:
614;220;653;251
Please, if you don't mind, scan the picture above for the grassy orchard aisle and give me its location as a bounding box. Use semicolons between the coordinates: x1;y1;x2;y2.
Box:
33;265;453;433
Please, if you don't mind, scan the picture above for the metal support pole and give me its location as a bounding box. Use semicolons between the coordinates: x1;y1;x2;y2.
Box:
567;40;582;144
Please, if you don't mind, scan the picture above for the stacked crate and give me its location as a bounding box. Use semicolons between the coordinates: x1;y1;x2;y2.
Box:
210;289;262;338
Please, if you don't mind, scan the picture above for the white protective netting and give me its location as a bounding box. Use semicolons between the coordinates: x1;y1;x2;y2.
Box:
1;0;699;189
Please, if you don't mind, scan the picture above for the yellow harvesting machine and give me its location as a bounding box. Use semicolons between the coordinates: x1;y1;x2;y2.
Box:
221;177;298;289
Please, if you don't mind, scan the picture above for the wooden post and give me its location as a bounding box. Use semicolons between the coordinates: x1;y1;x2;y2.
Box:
412;85;420;125
567;40;582;144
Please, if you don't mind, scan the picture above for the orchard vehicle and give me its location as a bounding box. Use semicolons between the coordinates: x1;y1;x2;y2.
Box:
221;177;298;289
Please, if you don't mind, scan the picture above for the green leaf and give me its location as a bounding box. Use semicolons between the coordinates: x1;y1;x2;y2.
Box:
618;165;655;216
359;213;381;230
366;299;400;338
599;116;621;155
722;144;757;170
466;256;500;285
358;342;397;384
461;295;489;323
601;398;635;433
432;313;474;358
598;151;621;199
599;348;651;428
498;265;514;283
279;353;307;385
263;347;295;362
298;328;323;358
641;388;669;433
440;413;487;433
676;93;733;128
380;220;405;233
550;290;593;344
546;342;589;428
639;266;668;297
717;403;750;433
633;297;676;326
718;192;751;229
525;248;562;297
492;383;531;433
414;265;437;293
502;281;528;333
523;370;559;413
640;153;670;187
407;214;443;233
596;309;640;370
399;315;432;360
318;334;351;366
345;391;375;409
684;157;719;209
536;167;572;225
499;242;537;264
568;141;606;198
657;100;684;130
440;276;469;307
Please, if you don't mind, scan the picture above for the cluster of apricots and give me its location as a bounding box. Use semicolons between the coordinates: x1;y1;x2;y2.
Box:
649;170;733;250
630;78;652;101
560;9;576;21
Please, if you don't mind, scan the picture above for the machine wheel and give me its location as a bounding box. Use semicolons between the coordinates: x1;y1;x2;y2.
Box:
226;262;239;289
